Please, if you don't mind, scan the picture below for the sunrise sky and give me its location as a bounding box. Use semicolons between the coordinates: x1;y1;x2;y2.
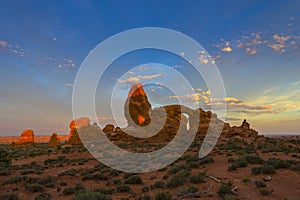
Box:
0;0;299;136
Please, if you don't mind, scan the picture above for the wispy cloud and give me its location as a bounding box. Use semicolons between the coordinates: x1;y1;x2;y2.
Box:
222;46;232;53
65;83;74;87
118;73;164;83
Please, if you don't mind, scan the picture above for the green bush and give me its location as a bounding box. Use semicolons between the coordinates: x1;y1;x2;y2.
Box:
189;172;206;183
218;181;232;197
0;193;19;200
34;192;51;200
124;175;143;184
260;189;272;196
63;187;76;195
169;164;185;174
254;180;266;188
25;183;45;193
251;165;275;175
242;154;264;164
74;190;111;200
265;158;292;169
116;185;131;193
151;181;165;189
155;191;171;200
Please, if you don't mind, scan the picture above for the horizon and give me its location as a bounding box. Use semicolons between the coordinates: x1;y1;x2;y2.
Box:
0;1;300;136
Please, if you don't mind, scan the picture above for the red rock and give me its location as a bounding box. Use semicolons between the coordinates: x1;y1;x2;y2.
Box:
48;133;60;147
17;129;35;144
69;117;90;129
128;83;146;97
68;117;90;145
124;83;152;126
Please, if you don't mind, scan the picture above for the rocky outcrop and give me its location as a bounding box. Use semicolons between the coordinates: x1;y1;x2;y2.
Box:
48;133;60;147
17;129;35;145
226;119;258;137
68;117;90;145
103;124;114;133
104;83;259;142
124;83;152;126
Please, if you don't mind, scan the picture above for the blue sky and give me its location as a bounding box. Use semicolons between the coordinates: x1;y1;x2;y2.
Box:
0;0;300;135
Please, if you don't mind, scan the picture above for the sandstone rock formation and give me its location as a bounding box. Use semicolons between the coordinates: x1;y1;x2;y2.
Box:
226;119;258;137
68;117;90;145
104;83;259;142
17;129;35;145
103;124;114;133
48;133;60;147
124;83;151;126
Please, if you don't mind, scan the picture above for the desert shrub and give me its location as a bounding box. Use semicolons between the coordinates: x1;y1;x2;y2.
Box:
260;189;272;196
109;169;120;177
150;181;165;189
189;172;206;183
265;158;292;169
123;173;134;179
124;175;143;184
25;183;45;193
0;149;11;166
0;193;19;200
243;177;250;182
21;170;34;175
155;191;171;200
169;164;185;174
113;179;121;185
179;186;199;194
218;181;232;197
251;165;275;175
94;187;115;195
235;157;248;167
227;158;235;163
290;163;300;171
58;169;79;177
37;176;55;187
60;181;67;186
116;185;131;193
242;154;264;164
74;190;111;200
63;184;85;195
34;192;51;200
136;195;151;200
228;164;237;171
63;187;76;195
199;157;214;165
0;170;11;176
254;180;266;187
93;173;108;181
141;186;149;192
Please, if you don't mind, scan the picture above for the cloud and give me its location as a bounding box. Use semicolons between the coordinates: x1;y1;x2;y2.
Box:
237;33;262;48
65;83;74;87
273;34;291;44
118;73;164;83
246;48;257;55
267;43;286;53
222;46;232;52
0;41;8;47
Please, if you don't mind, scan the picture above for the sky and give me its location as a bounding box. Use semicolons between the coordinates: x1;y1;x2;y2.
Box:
0;0;300;136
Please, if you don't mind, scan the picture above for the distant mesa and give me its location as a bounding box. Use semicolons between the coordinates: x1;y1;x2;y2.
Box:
48;133;60;147
16;129;35;145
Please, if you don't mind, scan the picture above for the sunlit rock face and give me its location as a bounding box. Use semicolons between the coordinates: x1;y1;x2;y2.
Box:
48;133;60;147
17;129;35;144
124;83;152;126
68;117;90;145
